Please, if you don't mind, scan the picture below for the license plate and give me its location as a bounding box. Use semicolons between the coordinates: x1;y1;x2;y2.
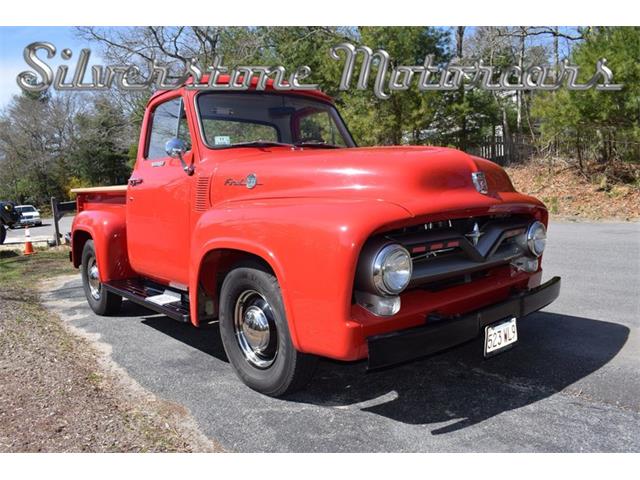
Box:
484;317;518;357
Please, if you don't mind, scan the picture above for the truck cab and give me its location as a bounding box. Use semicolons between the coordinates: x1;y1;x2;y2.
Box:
70;77;560;396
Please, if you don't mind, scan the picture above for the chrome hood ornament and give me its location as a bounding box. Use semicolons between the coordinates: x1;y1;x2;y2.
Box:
472;171;488;194
466;222;484;246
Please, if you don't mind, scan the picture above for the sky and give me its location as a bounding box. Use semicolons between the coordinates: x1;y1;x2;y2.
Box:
0;26;103;108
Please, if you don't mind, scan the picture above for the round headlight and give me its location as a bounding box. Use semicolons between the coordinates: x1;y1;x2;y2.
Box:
373;244;413;295
526;221;547;257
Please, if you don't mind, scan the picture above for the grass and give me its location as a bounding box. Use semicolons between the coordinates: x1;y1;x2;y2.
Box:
0;246;217;452
0;248;74;286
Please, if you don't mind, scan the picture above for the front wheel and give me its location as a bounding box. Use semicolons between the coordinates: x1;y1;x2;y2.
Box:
219;263;317;396
0;224;6;245
81;240;122;315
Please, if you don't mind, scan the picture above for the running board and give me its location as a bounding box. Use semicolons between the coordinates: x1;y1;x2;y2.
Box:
103;278;190;323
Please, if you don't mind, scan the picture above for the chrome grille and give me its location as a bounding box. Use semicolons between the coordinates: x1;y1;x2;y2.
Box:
383;215;531;285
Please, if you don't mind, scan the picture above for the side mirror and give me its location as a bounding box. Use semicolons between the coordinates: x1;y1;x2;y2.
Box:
165;138;194;175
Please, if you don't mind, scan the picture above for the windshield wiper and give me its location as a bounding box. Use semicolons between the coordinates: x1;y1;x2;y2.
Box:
293;142;342;149
220;140;292;149
216;140;343;150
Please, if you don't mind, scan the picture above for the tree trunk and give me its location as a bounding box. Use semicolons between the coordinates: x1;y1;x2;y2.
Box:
502;108;511;164
553;27;560;68
456;27;467;151
516;27;526;134
576;130;584;173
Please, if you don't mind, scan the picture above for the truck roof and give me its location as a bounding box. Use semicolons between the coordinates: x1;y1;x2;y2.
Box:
149;74;334;104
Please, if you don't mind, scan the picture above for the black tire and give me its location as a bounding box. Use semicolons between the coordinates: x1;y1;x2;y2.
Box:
219;263;317;396
81;240;122;315
0;224;6;245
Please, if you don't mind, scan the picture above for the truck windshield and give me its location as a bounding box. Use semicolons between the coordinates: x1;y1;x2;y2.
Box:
196;92;356;149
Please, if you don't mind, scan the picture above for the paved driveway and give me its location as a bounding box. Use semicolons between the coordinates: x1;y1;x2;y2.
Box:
41;221;640;452
4;216;74;244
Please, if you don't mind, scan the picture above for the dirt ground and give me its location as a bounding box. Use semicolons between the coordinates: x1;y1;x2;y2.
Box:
0;248;221;452
505;162;640;221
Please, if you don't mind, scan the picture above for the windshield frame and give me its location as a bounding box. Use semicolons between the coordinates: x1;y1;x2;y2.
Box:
193;91;357;150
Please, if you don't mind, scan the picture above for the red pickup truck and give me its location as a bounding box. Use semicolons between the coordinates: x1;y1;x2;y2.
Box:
70;77;560;396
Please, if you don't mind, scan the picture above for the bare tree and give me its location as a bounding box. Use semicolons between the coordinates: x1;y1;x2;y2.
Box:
0;92;84;203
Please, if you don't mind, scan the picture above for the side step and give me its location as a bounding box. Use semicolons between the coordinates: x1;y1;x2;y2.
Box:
103;278;190;323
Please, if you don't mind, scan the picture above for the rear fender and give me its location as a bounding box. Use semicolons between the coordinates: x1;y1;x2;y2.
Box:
72;209;134;282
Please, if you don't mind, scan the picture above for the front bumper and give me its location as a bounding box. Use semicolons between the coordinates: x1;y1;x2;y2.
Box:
367;276;561;369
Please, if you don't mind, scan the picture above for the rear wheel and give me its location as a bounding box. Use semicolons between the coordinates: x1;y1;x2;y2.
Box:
81;240;122;315
219;263;317;396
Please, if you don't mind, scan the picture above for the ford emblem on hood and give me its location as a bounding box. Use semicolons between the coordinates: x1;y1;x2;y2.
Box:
472;171;488;194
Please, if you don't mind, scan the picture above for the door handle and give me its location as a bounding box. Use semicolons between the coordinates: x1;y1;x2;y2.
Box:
129;177;143;186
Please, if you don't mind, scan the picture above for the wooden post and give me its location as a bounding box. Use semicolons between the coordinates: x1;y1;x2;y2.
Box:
51;197;61;247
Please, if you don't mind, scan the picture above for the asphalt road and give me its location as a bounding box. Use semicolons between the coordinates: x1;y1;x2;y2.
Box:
4;216;74;244
41;221;640;452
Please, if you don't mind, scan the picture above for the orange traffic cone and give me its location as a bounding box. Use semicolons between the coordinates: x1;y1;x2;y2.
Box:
24;227;35;255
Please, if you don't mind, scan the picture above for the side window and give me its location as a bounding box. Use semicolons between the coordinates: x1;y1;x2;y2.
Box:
298;110;347;146
146;98;192;160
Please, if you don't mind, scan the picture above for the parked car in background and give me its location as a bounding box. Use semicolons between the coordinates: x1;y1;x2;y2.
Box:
14;205;42;227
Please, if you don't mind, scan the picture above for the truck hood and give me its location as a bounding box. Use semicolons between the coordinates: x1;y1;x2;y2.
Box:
211;146;544;218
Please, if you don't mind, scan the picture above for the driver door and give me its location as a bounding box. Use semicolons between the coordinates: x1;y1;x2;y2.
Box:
126;95;194;287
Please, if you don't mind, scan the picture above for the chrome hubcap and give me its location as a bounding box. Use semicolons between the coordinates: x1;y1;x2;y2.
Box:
233;290;277;368
87;257;101;300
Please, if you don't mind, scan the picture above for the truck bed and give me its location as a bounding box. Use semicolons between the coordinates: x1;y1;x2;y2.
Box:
70;185;128;194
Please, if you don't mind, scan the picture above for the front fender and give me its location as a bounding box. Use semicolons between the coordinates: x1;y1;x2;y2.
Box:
72;208;133;282
190;198;412;358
